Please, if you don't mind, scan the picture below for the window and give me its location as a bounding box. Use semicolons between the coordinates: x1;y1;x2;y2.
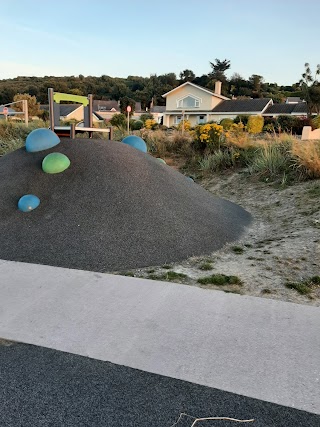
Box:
175;116;182;124
177;96;201;108
198;115;206;124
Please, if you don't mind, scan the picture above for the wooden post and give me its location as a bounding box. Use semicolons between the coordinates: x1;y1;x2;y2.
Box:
23;100;28;126
108;126;113;140
70;123;76;139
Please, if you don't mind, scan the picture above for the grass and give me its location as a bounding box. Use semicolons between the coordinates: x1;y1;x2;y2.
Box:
308;184;320;198
148;271;188;282
197;274;242;286
199;262;213;271
231;246;244;254
285;276;320;295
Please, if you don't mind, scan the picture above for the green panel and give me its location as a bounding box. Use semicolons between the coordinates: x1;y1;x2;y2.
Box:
53;92;89;106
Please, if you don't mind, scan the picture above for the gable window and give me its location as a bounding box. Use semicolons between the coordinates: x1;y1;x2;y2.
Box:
177;95;201;109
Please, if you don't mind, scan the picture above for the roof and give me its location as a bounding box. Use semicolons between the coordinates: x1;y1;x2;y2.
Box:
263;102;308;115
212;98;272;113
93;100;120;112
59;104;82;116
93;112;105;121
286;97;303;103
40;104;81;116
150;106;166;113
162;81;229;100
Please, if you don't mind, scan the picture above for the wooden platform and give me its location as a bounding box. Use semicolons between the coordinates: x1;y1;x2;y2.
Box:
53;126;112;139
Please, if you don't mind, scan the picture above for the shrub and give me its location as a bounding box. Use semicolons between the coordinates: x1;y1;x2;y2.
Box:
177;119;192;132
194;123;224;151
276;115;297;133
247;115;264;134
109;113;126;129
263;117;277;133
131;120;144;130
144;119;158;129
220;118;233;130
311;116;320;129
140;113;154;124
234;115;249;126
224;122;250;148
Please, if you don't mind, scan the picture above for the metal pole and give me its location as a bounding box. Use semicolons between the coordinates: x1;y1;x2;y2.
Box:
48;88;55;131
127;111;130;135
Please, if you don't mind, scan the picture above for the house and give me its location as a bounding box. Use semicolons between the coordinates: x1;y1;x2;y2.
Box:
162;81;229;127
211;98;273;122
150;106;166;124
285;97;304;104
40;104;103;123
162;81;309;126
92;100;120;121
262;102;308;118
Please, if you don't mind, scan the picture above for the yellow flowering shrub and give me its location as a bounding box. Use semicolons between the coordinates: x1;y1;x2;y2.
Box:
194;123;223;150
224;123;250;148
247;115;264;134
177;120;192;132
144;119;157;129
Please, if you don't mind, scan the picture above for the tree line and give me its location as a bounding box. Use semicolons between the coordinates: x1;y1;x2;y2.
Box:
0;59;319;114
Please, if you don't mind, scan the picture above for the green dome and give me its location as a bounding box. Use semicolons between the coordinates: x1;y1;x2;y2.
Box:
42;153;70;174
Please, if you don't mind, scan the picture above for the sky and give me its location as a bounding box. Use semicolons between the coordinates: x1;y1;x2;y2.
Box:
0;0;319;85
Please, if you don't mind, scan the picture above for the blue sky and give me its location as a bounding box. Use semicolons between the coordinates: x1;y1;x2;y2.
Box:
1;0;319;85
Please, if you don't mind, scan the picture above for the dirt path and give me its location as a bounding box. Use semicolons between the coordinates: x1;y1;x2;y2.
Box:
118;171;320;306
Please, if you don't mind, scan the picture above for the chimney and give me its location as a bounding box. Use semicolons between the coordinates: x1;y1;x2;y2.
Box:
214;80;222;95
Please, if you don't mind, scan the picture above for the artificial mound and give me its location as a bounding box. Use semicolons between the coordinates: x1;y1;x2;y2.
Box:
0;139;252;272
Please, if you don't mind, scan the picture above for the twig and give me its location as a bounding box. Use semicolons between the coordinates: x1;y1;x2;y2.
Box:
170;412;254;427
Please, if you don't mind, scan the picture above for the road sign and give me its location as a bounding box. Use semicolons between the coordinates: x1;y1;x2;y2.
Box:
3;107;8;116
126;105;132;113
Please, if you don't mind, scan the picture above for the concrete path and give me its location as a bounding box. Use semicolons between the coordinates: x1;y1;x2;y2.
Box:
0;260;319;415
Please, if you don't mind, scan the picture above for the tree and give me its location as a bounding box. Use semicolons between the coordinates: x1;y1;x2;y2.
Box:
249;74;264;97
179;69;195;83
119;96;136;115
208;58;231;96
13;93;40;117
300;63;320;115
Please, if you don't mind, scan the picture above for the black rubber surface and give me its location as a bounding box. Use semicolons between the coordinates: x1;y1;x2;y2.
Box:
0;342;318;427
0;139;251;271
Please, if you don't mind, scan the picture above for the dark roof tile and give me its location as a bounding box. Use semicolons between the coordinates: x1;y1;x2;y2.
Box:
212;98;271;113
93;100;120;112
263;103;307;115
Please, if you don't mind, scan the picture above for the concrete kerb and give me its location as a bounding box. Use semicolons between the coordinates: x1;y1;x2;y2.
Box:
0;260;319;415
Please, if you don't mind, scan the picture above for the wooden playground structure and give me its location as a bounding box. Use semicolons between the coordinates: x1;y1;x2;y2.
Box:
48;88;112;139
0;100;29;125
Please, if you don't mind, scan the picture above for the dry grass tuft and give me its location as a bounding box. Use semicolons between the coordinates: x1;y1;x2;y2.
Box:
291;140;320;178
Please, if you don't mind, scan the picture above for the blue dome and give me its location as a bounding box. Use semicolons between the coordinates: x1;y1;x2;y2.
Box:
18;194;40;212
122;135;147;153
26;128;60;152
